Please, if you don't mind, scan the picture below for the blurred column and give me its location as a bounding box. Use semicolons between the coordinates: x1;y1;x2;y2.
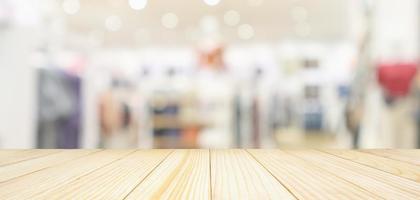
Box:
0;0;42;148
372;0;419;60
359;0;420;148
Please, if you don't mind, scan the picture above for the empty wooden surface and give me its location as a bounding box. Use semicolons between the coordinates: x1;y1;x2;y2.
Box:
0;149;419;199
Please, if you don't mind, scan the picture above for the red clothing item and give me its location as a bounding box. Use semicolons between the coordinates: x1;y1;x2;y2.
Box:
377;62;418;98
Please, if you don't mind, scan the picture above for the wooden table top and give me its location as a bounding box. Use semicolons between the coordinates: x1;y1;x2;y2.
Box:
0;149;419;199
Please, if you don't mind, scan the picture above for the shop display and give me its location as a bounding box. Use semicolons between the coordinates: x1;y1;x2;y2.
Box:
98;78;139;148
37;68;81;148
377;62;418;101
1;0;418;149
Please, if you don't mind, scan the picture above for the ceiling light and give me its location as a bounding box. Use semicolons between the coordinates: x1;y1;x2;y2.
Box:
203;0;221;6
237;24;254;40
223;10;240;26
128;0;148;10
161;13;178;29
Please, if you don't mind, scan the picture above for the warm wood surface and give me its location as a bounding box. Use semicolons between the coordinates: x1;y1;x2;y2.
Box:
0;149;419;199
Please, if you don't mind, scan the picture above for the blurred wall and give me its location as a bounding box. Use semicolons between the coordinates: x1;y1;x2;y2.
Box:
0;0;42;148
373;0;419;60
0;29;38;148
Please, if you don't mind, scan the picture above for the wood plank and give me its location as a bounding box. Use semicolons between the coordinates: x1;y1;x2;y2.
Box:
248;149;380;199
289;150;420;199
0;149;61;166
125;149;210;200
0;150;133;199
0;150;27;159
394;149;420;154
362;149;420;165
0;149;98;183
210;149;295;200
31;149;172;199
323;149;420;183
0;149;418;199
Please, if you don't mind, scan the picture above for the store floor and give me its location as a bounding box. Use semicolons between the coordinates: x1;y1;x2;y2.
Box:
275;128;346;148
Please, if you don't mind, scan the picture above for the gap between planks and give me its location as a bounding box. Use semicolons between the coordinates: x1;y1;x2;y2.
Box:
0;150;137;199
0;150;102;183
288;150;420;199
1;149;419;200
0;150;63;167
245;149;300;199
361;149;420;166
319;149;420;183
248;149;381;199
121;150;175;200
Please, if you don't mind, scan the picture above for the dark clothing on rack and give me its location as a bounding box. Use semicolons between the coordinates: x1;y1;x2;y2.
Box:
37;69;81;149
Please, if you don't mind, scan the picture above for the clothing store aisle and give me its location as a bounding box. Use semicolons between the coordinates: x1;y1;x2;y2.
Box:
0;149;419;199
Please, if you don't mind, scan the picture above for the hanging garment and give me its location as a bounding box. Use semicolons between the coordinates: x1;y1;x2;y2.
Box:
234;93;242;147
377;62;417;99
99;88;139;149
152;102;180;137
303;103;324;131
251;96;260;147
37;68;81;148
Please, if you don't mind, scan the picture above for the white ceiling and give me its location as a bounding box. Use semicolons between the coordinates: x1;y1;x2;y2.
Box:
62;0;351;46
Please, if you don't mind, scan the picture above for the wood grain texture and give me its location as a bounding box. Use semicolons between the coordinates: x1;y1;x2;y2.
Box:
0;150;133;200
32;150;172;199
362;149;420;165
125;149;210;200
289;150;420;199
211;149;295;200
0;150;98;183
0;150;61;167
248;149;379;199
323;149;420;182
0;149;419;199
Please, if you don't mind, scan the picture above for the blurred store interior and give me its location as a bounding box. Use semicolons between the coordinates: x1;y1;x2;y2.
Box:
0;0;419;149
